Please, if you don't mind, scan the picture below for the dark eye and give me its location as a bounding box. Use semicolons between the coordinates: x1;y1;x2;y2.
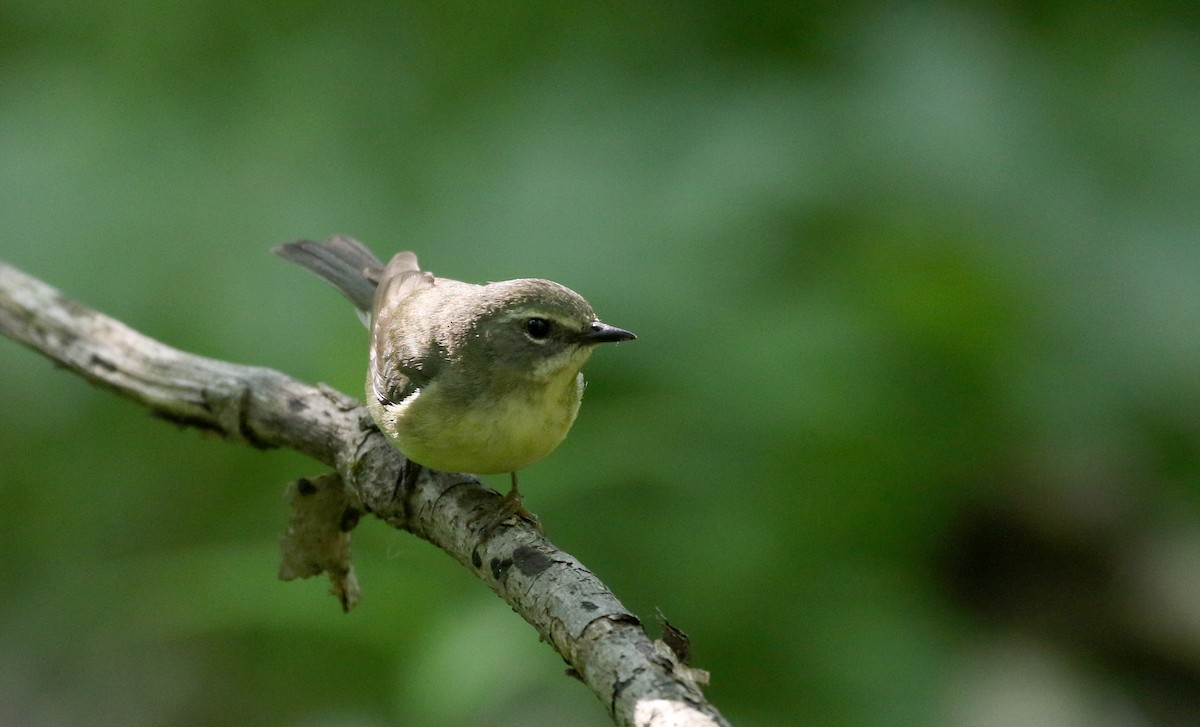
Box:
525;317;552;340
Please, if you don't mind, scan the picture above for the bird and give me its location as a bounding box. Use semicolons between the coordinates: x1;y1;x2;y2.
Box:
274;235;635;525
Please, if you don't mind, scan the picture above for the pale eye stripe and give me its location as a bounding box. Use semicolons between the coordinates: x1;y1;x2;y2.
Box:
497;309;580;328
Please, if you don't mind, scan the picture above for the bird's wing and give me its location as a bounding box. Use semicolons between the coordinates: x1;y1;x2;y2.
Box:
368;253;440;406
370;335;435;407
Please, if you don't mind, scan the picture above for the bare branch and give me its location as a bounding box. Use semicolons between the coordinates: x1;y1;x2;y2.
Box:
0;261;730;727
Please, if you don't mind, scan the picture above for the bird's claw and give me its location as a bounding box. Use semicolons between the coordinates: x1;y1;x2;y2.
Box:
471;484;541;534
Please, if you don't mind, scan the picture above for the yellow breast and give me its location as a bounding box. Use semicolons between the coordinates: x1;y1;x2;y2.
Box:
367;372;585;474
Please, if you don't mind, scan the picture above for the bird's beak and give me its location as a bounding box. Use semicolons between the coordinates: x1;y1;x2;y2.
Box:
583;321;637;343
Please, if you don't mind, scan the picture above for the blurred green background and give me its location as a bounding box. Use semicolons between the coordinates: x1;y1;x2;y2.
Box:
2;2;1199;726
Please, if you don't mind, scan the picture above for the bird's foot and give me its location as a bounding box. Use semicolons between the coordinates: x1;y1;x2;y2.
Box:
471;475;541;533
497;485;541;530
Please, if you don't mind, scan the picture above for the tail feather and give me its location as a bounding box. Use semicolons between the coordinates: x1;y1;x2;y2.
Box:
273;235;384;313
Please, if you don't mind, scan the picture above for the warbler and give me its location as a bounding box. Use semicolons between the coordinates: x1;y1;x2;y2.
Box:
274;235;635;520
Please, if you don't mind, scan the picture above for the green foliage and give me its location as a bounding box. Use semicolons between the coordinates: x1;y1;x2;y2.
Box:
2;2;1199;725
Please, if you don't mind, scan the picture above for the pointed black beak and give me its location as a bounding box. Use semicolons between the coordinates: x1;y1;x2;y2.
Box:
583;321;637;343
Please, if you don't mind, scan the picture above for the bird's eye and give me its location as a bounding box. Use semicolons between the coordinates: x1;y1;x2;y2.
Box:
525;317;552;340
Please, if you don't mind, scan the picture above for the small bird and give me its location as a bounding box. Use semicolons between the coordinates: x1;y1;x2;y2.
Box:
274;235;635;524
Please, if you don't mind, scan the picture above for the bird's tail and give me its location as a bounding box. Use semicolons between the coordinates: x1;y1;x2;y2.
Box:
273;236;385;315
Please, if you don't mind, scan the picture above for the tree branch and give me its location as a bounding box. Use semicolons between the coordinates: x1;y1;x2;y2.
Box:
0;261;728;727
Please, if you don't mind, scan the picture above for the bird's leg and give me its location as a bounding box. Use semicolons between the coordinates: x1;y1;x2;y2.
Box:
502;471;540;526
471;471;541;532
